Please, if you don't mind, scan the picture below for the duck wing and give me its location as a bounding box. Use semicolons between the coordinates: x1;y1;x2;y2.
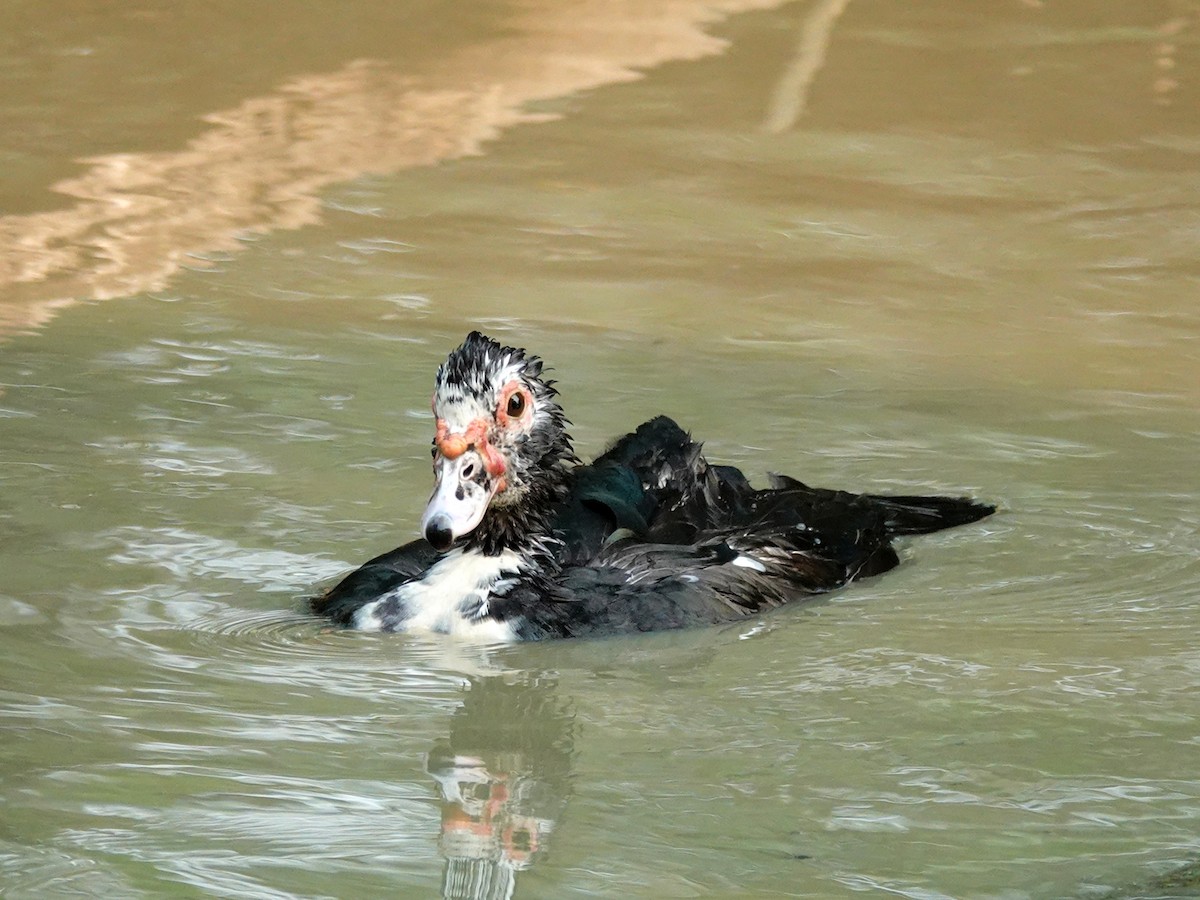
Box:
507;534;862;640
558;416;992;550
513;468;993;639
310;539;439;625
506;488;906;639
554;415;752;555
722;473;994;540
551;416;696;562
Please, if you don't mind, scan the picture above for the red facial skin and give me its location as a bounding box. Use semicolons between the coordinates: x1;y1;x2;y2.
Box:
432;381;533;496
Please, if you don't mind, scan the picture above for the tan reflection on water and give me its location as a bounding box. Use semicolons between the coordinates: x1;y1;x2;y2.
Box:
0;0;793;334
762;0;851;133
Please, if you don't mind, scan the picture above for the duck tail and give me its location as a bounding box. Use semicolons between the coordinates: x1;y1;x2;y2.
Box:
867;494;995;537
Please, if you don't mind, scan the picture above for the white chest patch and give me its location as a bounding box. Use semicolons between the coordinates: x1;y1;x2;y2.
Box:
352;548;524;641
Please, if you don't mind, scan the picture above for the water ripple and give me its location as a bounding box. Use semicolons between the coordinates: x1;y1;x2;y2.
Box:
103;526;344;590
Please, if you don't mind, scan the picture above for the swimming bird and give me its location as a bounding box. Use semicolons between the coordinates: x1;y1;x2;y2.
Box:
313;331;993;640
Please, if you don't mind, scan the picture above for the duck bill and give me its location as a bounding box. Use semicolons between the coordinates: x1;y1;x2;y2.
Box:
421;450;501;551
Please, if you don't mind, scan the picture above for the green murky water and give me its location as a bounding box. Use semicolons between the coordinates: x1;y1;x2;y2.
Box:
2;1;1198;897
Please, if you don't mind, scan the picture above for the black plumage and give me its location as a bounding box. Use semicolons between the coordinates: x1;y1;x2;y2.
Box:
312;333;994;640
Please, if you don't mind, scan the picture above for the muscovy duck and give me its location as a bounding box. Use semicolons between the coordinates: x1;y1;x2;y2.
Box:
313;331;994;640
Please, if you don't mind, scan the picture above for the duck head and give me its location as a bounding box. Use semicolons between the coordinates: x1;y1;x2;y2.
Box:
421;332;574;554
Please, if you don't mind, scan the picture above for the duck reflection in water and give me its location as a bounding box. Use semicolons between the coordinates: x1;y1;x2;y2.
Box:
427;675;575;900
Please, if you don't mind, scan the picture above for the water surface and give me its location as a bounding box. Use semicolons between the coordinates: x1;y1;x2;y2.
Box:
2;1;1198;897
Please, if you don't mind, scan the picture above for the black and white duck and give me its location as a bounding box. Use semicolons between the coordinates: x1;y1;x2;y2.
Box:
312;331;994;640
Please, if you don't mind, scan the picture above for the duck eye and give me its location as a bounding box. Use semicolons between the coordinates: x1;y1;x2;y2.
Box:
506;391;526;418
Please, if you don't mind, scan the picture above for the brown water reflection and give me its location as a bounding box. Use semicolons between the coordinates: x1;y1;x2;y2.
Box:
762;0;852;132
2;0;1195;402
2;3;1200;896
0;0;787;333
